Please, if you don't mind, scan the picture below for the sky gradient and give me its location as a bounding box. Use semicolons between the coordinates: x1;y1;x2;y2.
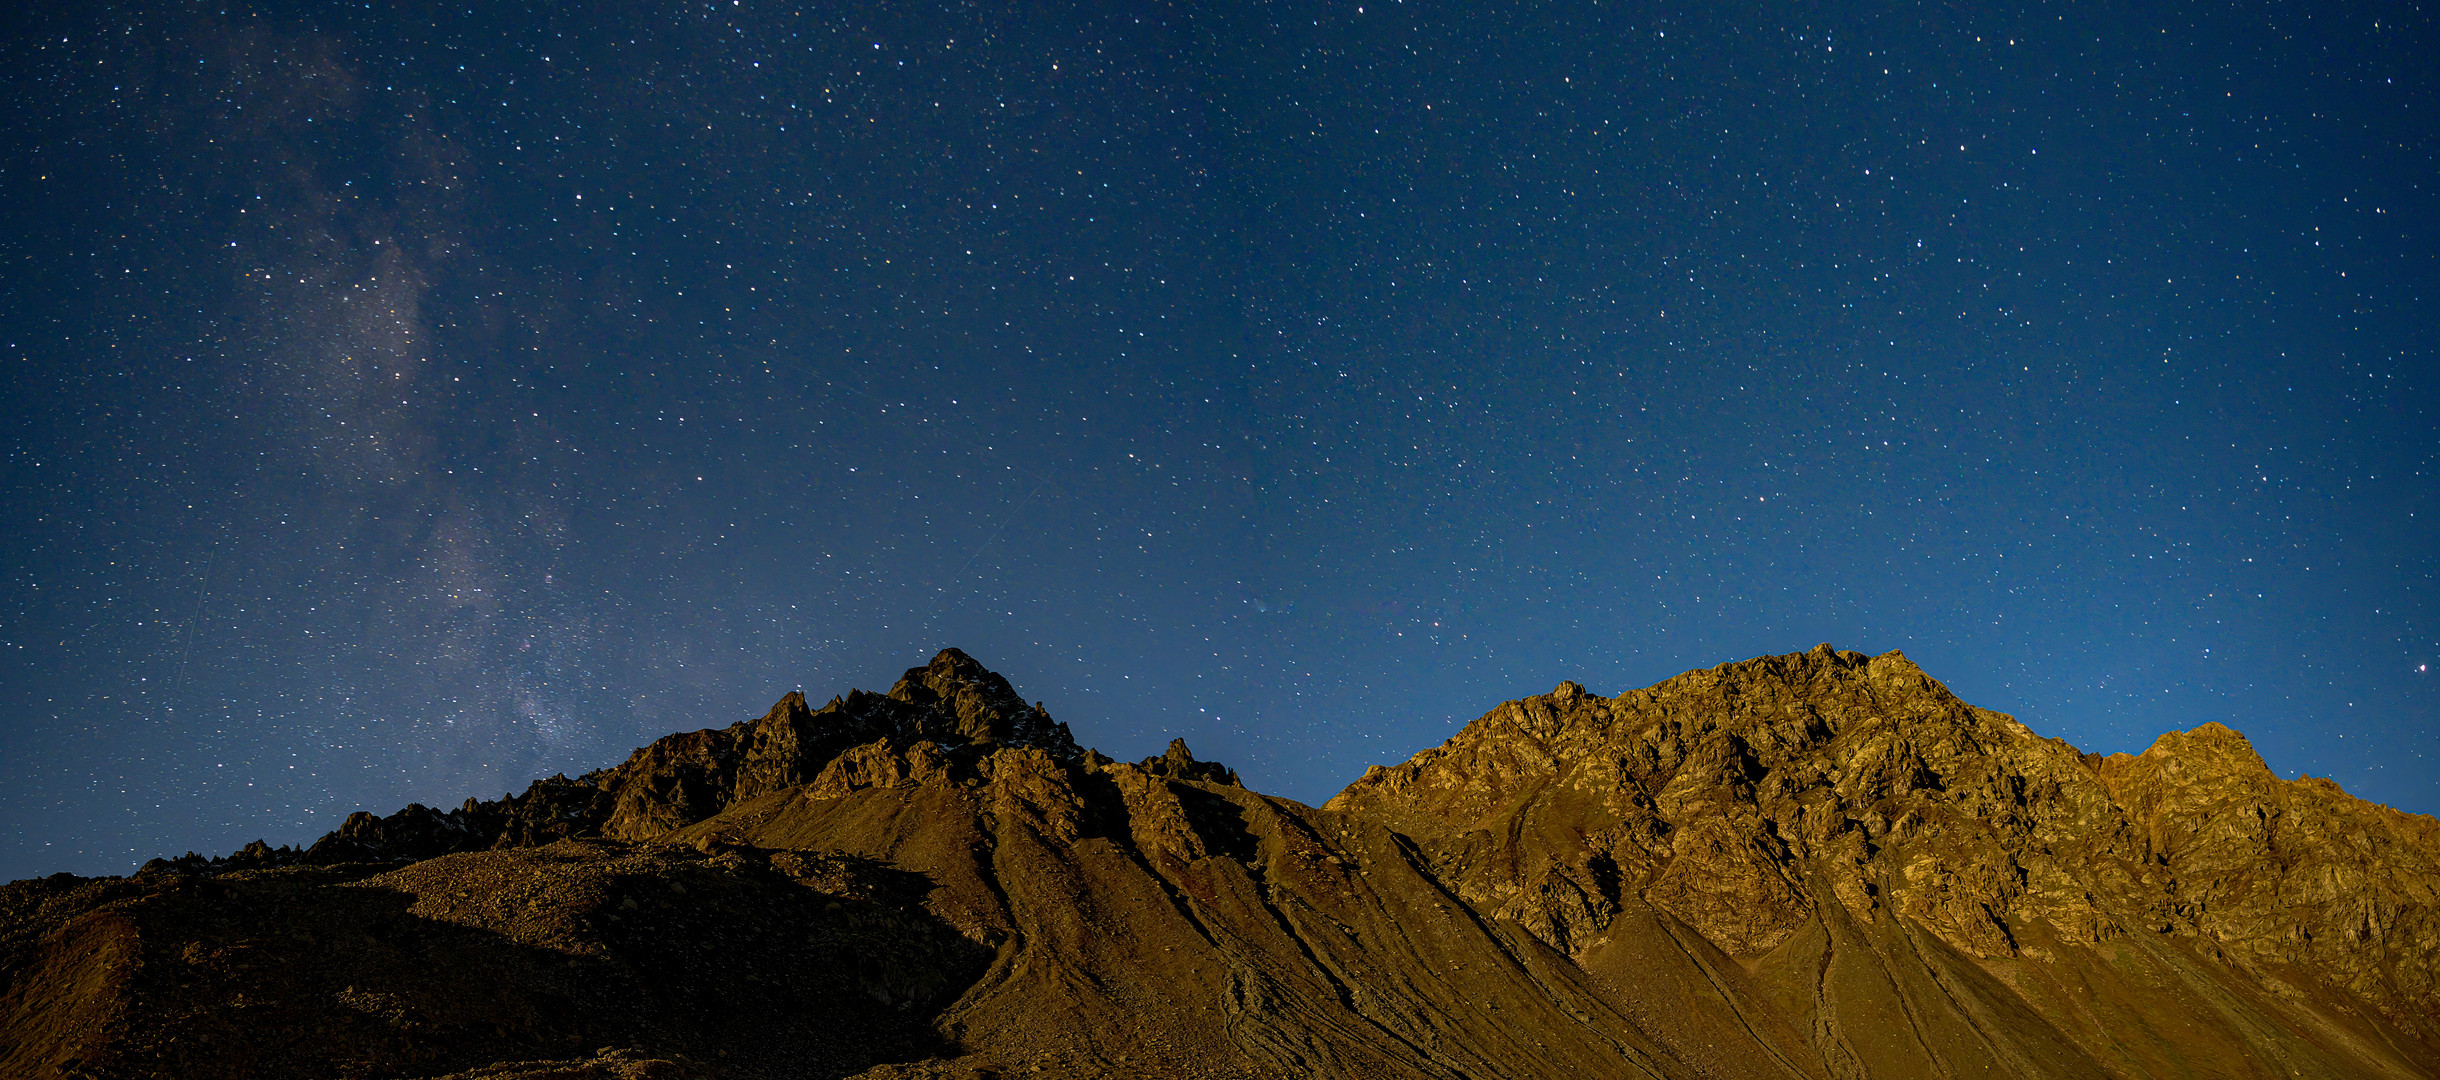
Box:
2;0;2433;881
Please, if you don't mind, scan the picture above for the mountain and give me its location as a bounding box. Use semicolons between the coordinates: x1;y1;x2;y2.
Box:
4;646;2435;1079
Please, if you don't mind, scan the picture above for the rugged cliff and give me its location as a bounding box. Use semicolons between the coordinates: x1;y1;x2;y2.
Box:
1329;644;2440;1079
4;647;2435;1080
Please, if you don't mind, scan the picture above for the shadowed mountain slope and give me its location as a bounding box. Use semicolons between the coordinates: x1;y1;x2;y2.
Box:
4;647;2435;1080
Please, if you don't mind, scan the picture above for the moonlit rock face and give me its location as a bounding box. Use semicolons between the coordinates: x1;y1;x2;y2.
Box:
882;646;1082;758
6;648;2435;1079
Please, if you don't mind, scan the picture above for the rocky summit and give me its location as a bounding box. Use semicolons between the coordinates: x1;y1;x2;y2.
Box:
5;647;2436;1080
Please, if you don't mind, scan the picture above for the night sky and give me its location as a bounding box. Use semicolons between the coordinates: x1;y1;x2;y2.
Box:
2;1;2433;881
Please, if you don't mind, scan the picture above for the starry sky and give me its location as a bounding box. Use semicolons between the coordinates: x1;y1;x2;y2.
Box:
1;0;2433;881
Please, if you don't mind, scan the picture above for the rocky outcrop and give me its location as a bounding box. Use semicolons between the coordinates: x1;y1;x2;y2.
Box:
1328;644;2440;1078
8;645;2438;1080
591;648;1075;842
1136;738;1241;785
136;650;1085;875
2097;722;2440;1024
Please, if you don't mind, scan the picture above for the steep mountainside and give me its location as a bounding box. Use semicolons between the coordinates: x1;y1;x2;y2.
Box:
4;647;2435;1080
1330;644;2440;1080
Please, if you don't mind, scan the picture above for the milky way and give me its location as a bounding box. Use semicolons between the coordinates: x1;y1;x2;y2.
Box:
1;2;2432;879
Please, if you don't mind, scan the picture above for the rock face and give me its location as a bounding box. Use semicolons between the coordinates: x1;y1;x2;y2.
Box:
4;646;2436;1080
1331;645;2440;1078
150;649;1086;874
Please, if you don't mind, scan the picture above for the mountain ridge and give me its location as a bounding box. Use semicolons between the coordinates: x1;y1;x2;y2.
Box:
5;645;2435;1080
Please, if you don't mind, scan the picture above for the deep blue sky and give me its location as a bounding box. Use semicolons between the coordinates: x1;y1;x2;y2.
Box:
2;0;2432;881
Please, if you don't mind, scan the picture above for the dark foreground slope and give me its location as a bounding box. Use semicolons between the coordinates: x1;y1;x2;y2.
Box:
4;648;2435;1080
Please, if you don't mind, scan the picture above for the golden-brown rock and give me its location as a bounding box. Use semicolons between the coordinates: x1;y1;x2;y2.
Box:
1329;644;2440;1079
5;646;2435;1080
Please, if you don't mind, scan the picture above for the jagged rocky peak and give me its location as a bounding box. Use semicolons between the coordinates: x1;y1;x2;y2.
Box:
2108;718;2277;780
158;649;1103;872
1323;642;2019;957
1329;643;1995;829
1136;737;1239;786
883;647;1081;758
601;648;1081;839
